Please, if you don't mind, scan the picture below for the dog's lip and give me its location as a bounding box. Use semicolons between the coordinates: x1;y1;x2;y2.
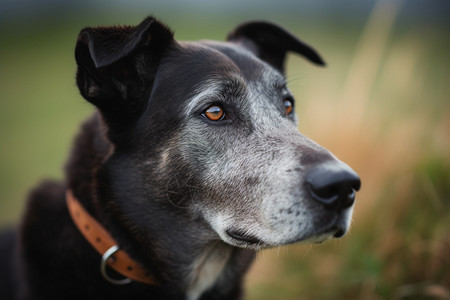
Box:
333;227;346;238
225;229;262;245
312;224;348;243
289;220;348;245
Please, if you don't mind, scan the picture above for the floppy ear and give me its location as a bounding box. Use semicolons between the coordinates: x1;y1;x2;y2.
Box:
227;21;325;73
75;17;174;135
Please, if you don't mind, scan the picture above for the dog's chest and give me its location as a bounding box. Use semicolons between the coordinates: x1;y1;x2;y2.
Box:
186;243;232;300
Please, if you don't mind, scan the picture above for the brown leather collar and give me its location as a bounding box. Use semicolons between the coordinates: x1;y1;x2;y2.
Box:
66;190;158;285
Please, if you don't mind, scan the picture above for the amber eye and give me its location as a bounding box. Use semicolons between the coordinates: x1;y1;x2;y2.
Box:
284;99;294;115
204;105;225;121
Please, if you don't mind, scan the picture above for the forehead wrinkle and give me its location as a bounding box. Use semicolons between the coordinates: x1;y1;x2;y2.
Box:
185;75;247;117
185;81;222;117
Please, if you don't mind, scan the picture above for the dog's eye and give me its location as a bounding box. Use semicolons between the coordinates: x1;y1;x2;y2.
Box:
284;98;294;115
204;105;226;121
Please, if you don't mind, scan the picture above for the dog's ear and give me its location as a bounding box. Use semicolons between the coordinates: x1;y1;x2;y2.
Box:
75;17;174;135
227;21;325;73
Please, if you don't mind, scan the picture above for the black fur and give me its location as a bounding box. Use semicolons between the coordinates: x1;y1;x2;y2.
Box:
0;16;329;299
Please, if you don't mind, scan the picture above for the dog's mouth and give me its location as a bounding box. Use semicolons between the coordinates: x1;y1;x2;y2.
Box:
221;209;352;249
225;223;347;248
225;229;262;245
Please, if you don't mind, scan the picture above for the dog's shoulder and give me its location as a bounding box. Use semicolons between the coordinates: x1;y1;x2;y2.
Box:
23;180;67;220
20;180;68;249
19;180;95;298
0;226;19;299
0;180;68;299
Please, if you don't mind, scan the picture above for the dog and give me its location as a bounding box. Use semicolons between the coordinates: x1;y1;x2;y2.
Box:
0;16;360;300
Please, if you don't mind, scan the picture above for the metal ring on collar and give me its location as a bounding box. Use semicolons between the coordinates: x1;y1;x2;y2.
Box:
100;245;133;285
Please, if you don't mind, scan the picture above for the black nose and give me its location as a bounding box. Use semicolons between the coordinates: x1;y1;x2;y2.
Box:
305;162;361;210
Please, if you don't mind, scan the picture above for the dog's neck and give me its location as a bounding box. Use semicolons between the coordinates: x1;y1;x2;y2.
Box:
186;241;234;300
66;189;159;285
66;187;233;297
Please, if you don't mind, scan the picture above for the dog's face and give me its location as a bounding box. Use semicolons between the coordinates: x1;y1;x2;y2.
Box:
75;18;360;251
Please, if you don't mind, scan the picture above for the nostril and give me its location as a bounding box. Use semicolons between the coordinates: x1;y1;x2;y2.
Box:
350;177;361;192
313;184;340;200
307;183;340;207
306;162;361;210
340;179;360;208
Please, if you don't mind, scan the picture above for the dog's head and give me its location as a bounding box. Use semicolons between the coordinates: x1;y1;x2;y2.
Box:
75;17;360;251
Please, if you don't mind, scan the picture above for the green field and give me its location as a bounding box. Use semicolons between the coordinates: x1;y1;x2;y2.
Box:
0;3;449;299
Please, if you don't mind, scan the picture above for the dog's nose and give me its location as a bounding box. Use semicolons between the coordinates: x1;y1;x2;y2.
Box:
306;162;361;210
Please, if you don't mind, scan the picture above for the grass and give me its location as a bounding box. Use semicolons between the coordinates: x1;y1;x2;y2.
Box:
0;1;449;299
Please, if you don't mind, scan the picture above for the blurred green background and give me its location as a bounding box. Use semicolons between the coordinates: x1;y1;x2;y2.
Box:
1;0;449;299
